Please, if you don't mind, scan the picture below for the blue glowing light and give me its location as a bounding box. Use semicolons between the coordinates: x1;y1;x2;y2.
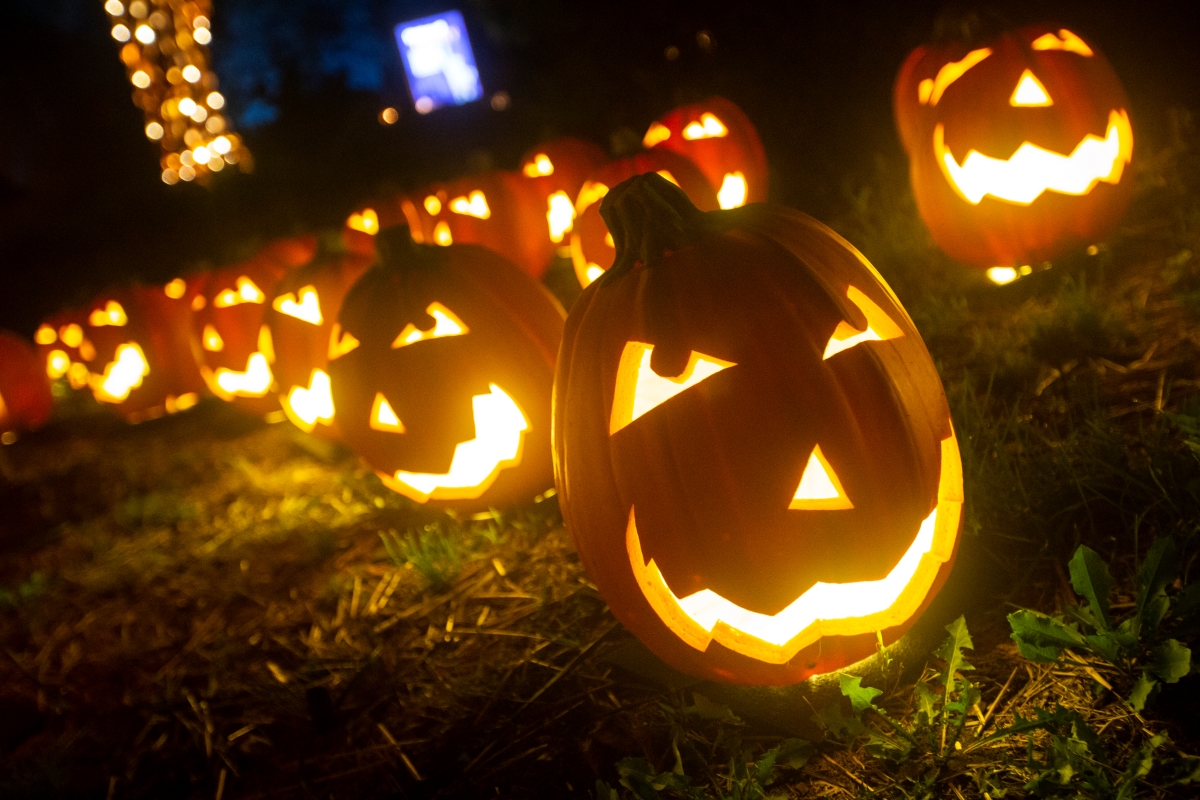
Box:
394;11;483;113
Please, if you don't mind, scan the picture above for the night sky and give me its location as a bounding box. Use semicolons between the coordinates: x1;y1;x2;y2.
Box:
1;0;1197;336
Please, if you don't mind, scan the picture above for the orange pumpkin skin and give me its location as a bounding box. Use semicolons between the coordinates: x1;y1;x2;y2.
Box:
569;150;718;289
0;331;53;435
190;238;314;416
894;24;1134;269
406;171;557;279
643;96;769;208
328;227;565;513
553;175;962;686
139;276;208;409
266;250;374;438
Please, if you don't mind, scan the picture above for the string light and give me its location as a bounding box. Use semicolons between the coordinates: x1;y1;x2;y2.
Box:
103;0;250;185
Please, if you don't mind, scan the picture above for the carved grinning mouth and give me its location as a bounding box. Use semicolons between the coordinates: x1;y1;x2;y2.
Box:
625;428;963;665
934;109;1133;206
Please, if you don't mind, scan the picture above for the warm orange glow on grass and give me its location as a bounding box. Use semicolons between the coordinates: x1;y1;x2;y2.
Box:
823;287;905;359
790;445;853;510
449;191;490;219
609;343;736;435
391;303;468;349
283;369;335;432
682;113;728;140
626;429;963;664
547;191;575;243
272;286;323;325
91;342;150;403
987;267;1020;285
377;384;528;503
935;109;1133;205
717;171;748;209
921;47;992;105
213;276;266;308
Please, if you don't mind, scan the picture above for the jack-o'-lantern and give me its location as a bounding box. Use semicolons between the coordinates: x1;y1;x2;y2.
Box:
329;226;564;512
553;175;962;685
0;331;53;442
894;24;1134;276
35;308;94;390
344;199;411;258
77;281;206;422
570;150;718;289
266;249;373;437
518;138;608;252
642;97;769;210
404;171;556;279
191;237;316;415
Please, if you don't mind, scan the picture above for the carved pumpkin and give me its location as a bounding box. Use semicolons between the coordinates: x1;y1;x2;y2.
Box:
553;175;963;685
569;150;718;289
518;137;608;251
404;171;556;279
642;97;769;210
77;281;207;422
0;331;53;441
894;24;1134;275
266;249;374;437
191;237;316;415
328;226;564;512
35;308;93;391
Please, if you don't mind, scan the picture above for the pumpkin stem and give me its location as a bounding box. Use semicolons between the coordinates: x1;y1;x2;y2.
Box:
598;173;709;283
374;225;433;270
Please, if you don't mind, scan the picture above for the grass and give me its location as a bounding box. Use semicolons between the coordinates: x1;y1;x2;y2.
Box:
1;115;1200;799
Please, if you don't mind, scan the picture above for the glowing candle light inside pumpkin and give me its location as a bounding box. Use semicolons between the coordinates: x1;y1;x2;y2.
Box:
449;191;491;219
716;171;747;209
272;286;323;325
433;221;453;246
523;154;554;177
284;369;335;428
682;113;728;140
347;208;379;235
546;191;575;243
92;342;150;403
88;301;128;327
379;384;529;502
392;303;469;348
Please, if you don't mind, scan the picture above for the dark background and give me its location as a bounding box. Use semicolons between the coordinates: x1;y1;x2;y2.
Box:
1;0;1196;336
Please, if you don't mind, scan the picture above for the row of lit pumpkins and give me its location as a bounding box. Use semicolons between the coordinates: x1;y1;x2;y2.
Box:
0;22;1135;687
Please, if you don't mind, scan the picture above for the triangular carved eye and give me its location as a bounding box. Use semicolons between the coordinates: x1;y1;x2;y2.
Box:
392;303;469;349
609;342;735;434
790;445;853;510
370;392;405;433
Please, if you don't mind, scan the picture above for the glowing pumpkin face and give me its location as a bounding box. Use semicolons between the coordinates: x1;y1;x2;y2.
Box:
0;331;53;442
553;175;962;685
569;150;718;289
642;96;769;211
191;237;315;415
894;24;1134;275
328;228;564;512
265;251;373;437
35;309;93;390
518;137;608;251
403;171;557;279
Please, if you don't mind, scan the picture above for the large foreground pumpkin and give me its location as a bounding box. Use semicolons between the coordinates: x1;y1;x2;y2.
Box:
329;227;564;512
553;175;962;685
894;23;1133;272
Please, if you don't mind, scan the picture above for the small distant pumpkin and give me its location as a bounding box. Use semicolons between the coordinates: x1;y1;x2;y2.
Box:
191;237;316;415
518;137;608;251
34;308;93;391
570;150;718;289
894;24;1134;273
329;226;564;512
266;249;374;437
642;96;769;210
0;331;53;440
